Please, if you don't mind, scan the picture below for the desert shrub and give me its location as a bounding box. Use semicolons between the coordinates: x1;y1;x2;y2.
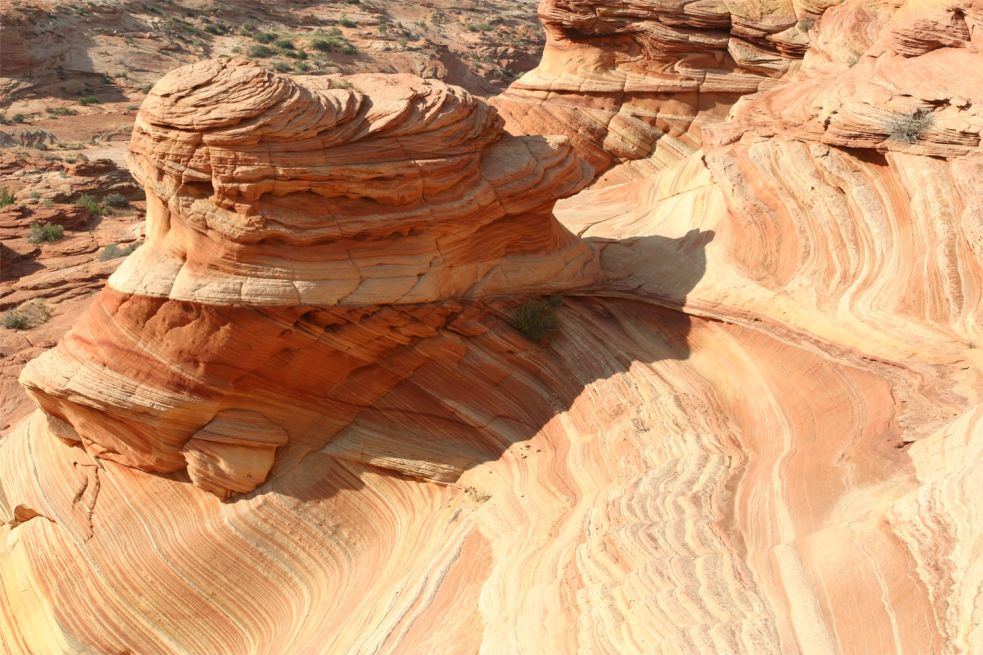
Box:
248;44;275;58
0;189;14;207
3;312;29;330
29;191;41;202
886;109;934;144
78;95;100;106
75;193;107;215
275;38;294;50
509;299;559;343
29;222;65;244
12;113;26;123
104;192;129;208
273;61;291;73
466;23;492;32
3;299;52;330
342;43;357;55
339;15;357;28
47;106;78;116
311;38;335;52
797;18;814;32
253;31;276;43
296;61;312;72
329;79;353;89
99;241;142;261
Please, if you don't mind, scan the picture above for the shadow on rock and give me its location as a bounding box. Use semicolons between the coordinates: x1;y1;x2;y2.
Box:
270;229;716;500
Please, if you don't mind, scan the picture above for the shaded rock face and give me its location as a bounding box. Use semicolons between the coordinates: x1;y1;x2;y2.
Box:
493;0;840;178
3;3;983;655
16;59;599;498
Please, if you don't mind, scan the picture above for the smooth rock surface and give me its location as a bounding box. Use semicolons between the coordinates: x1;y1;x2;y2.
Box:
2;2;983;654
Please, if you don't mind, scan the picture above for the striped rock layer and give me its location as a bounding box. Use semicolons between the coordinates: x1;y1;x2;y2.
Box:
492;0;843;179
12;59;599;498
3;2;983;654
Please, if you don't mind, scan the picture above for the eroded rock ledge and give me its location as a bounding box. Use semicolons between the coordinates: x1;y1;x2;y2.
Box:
119;58;597;306
16;59;600;499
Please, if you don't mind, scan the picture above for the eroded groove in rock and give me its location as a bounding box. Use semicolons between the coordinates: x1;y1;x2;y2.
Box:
2;2;983;654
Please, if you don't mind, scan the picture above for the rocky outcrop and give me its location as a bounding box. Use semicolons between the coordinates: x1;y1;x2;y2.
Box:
3;2;983;654
493;0;842;179
15;58;597;497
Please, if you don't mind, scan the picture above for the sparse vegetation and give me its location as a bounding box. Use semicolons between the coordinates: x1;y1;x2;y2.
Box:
248;44;275;58
99;241;142;261
47;106;78;116
339;15;357;28
797;18;815;32
253;31;276;44
75;193;108;216
886;109;934;144
104;192;129;208
273;61;291;73
466;22;492;32
12;114;26;123
29;222;65;244
78;95;100;106
2;313;30;330
0;189;14;207
3;300;52;330
274;38;295;50
509;298;560;343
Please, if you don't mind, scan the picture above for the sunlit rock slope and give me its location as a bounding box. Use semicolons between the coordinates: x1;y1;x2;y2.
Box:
2;2;983;654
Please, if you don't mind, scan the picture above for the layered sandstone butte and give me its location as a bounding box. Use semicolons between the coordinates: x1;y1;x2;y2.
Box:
492;0;842;180
12;58;596;499
3;2;983;654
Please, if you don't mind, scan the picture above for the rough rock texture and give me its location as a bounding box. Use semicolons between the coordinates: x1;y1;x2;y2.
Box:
492;0;841;180
15;58;598;494
3;2;983;654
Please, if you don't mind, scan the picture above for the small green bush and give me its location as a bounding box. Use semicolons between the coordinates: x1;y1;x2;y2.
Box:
12;113;26;123
253;31;276;43
0;189;14;207
796;18;815;32
466;23;492;32
342;43;357;55
99;241;142;261
29;222;65;244
339;16;357;28
274;38;294;50
75;193;106;216
3;299;52;330
47;106;78;116
3;312;29;330
78;95;100;106
248;44;275;58
273;61;291;73
886;109;934;144
296;61;312;72
509;299;559;343
103;192;129;208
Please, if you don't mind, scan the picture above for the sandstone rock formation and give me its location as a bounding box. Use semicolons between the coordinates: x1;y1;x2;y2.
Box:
3;1;983;654
492;0;841;180
16;58;597;499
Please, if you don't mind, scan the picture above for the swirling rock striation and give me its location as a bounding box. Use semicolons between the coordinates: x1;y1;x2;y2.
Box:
14;58;598;498
492;0;842;178
3;2;983;655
